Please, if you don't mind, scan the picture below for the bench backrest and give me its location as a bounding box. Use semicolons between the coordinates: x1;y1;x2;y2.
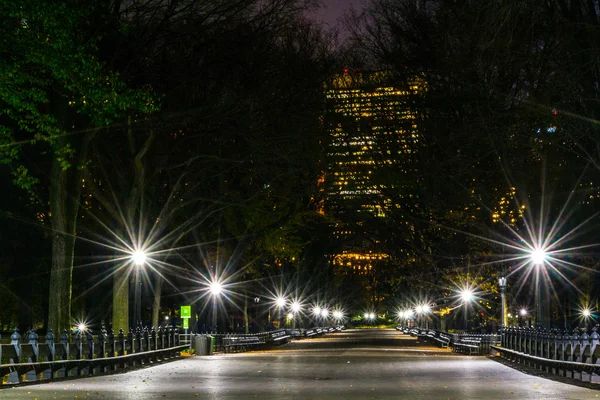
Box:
0;344;19;364
20;344;37;363
54;343;68;360
38;343;53;362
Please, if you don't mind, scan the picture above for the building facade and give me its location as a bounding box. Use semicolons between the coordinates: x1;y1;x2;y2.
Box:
323;70;424;274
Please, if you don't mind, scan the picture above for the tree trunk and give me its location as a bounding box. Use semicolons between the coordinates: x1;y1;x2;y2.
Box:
112;266;129;333
48;164;77;335
151;273;163;328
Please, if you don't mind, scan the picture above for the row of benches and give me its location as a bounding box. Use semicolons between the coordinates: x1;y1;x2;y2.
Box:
396;326;487;355
222;326;344;353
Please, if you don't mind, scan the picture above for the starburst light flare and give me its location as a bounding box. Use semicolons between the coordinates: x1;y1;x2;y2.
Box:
210;281;223;296
460;288;474;302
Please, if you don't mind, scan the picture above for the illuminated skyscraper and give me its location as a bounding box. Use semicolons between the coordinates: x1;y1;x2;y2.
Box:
323;70;424;274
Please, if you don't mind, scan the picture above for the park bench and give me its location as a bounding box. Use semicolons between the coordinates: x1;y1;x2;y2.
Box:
454;337;482;355
270;331;291;345
223;336;265;353
434;333;451;348
305;329;317;338
286;329;302;339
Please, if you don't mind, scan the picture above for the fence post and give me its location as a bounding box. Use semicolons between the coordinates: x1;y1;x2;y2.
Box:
135;326;142;353
142;327;149;352
150;327;157;350
28;329;39;361
157;326;164;349
46;329;55;361
74;331;82;360
98;328;106;359
118;329;125;356
85;330;94;359
107;329;115;358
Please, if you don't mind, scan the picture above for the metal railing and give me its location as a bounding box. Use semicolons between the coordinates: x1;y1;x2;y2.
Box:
397;326;501;355
0;326;186;386
493;326;600;383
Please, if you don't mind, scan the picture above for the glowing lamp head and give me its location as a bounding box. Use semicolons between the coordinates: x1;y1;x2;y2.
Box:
369;313;375;319
364;313;369;319
520;308;527;316
415;305;423;313
321;308;329;317
313;306;322;316
132;250;147;266
333;311;342;319
530;248;546;265
583;309;592;317
461;289;474;302
77;323;86;332
276;297;286;308
422;304;430;313
287;313;294;320
210;281;222;296
291;302;301;313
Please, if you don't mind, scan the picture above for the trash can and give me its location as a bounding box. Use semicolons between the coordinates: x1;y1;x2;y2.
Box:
194;335;207;355
206;335;214;355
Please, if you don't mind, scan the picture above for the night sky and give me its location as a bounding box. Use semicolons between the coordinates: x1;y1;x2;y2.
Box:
309;0;359;29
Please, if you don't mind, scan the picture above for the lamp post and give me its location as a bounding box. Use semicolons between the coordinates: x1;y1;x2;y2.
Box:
519;308;528;327
131;250;146;327
498;277;507;327
530;248;547;327
210;281;222;332
291;301;301;328
461;289;474;331
275;296;286;328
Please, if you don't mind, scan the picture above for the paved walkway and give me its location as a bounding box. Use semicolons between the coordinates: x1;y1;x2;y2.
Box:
2;329;599;399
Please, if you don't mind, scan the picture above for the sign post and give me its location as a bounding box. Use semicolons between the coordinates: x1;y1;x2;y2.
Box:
181;305;191;336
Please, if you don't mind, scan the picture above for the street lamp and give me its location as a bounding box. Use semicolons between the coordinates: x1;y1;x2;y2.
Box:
498;277;507;327
290;301;301;328
333;310;343;321
291;301;301;313
519;308;528;327
530;247;548;327
460;288;474;332
210;280;222;332
130;249;147;327
275;296;286;328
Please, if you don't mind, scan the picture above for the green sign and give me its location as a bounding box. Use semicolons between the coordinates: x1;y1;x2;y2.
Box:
180;305;191;318
183;318;189;329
